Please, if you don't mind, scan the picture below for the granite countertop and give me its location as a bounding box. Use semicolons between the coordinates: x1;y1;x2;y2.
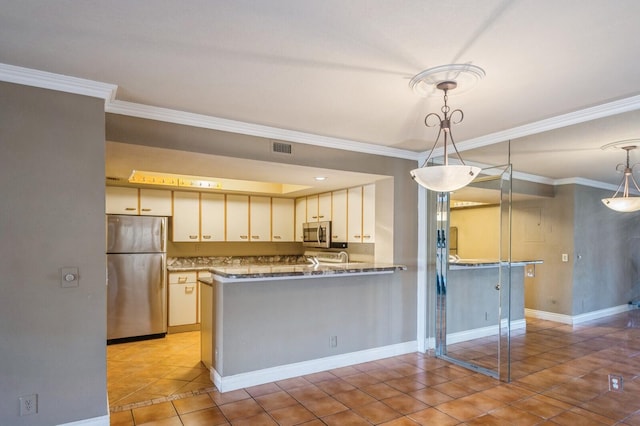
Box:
449;259;543;270
201;262;407;281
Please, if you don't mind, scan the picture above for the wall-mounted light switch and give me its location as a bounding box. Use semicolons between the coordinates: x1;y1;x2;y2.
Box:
60;267;79;288
561;254;569;262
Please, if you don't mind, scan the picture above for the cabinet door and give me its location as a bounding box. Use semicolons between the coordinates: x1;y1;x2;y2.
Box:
318;192;332;221
105;186;139;215
172;191;200;242
295;197;306;242
168;272;197;326
197;271;212;324
306;195;319;222
272;198;294;242
331;189;348;242
362;184;375;243
169;284;197;326
226;194;249;241
347;186;363;243
139;189;172;216
249;196;271;241
201;193;225;241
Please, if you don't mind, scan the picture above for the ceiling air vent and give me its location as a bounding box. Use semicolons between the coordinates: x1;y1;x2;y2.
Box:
272;141;292;155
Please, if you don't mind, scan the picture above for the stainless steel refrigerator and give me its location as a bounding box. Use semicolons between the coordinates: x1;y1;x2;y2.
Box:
106;214;167;343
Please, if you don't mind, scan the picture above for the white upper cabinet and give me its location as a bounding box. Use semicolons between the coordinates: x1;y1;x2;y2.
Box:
226;194;249;241
362;184;375;243
295;197;306;242
331;189;348;243
201;193;225;242
172;191;200;241
306;195;319;222
318;192;332;221
106;186;172;216
272;198;294;242
139;189;172;216
347;187;363;243
106;186;138;214
249;196;271;241
346;184;376;244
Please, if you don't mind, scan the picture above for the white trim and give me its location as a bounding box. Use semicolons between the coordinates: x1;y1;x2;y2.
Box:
0;63;117;104
525;304;631;325
445;319;527;345
454;95;640;153
554;177;620;191
211;341;417;392
416;184;428;353
106;100;419;161
57;415;109;426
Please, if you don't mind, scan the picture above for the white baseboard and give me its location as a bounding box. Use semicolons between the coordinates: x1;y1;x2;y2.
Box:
211;341;418;392
525;304;631;325
446;319;527;345
58;414;109;426
424;319;527;350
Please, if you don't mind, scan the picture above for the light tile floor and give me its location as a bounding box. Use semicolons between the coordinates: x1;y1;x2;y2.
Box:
109;310;640;425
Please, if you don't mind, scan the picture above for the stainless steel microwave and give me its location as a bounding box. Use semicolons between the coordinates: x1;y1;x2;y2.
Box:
302;221;331;248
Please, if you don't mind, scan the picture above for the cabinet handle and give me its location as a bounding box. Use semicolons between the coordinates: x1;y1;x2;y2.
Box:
125;207;136;211
354;235;361;238
273;235;281;240
141;208;152;212
363;235;371;239
318;215;325;218
185;286;195;294
189;235;198;239
332;235;338;238
251;235;260;239
178;277;188;284
202;235;212;239
312;216;318;219
240;235;248;239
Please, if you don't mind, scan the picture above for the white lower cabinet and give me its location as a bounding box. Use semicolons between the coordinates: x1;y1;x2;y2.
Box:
168;272;198;326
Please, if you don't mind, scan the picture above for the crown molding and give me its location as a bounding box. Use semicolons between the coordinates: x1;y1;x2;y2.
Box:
0;63;117;103
106;100;419;161
553;177;619;191
455;94;640;152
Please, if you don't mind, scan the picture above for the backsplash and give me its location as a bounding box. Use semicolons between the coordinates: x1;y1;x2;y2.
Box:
167;255;308;269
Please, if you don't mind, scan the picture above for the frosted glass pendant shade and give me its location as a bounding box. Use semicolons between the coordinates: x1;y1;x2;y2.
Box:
601;197;640;212
410;165;481;192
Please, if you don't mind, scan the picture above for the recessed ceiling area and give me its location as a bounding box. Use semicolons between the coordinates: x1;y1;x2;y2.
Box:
106;141;389;197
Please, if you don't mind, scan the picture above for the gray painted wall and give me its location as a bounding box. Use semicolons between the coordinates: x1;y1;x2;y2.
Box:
0;83;107;424
215;273;414;376
573;184;640;313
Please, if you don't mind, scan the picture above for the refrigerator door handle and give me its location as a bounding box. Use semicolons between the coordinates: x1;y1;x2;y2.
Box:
160;218;166;252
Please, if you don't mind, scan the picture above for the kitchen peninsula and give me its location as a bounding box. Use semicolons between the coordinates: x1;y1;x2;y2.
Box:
199;262;407;392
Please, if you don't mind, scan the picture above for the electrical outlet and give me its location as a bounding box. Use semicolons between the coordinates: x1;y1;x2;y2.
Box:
330;336;337;348
561;253;569;262
609;374;623;391
19;394;37;416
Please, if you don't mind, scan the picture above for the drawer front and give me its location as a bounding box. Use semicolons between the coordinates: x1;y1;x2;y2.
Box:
168;271;197;284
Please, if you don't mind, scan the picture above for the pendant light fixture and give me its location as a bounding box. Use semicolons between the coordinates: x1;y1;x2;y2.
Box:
601;145;640;212
410;80;480;192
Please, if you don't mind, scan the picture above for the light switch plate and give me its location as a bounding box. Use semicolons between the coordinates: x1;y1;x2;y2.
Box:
60;267;79;288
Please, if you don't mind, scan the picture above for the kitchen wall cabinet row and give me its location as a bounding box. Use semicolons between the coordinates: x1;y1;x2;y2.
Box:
296;184;375;243
172;192;295;243
106;183;373;243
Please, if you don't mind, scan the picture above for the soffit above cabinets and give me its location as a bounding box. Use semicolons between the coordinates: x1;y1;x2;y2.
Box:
105;141;388;198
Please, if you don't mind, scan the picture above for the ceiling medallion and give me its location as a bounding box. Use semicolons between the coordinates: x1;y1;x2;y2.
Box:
409;63;485;97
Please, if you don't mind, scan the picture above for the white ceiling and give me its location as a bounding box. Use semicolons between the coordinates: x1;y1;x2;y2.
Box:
3;0;640;190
